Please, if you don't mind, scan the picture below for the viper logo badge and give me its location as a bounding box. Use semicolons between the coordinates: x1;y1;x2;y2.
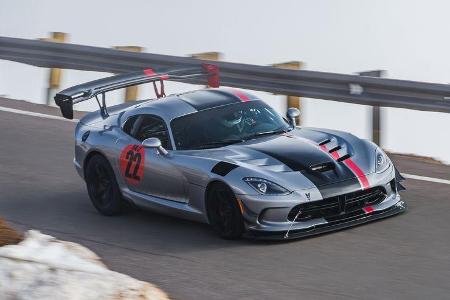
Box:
305;192;311;200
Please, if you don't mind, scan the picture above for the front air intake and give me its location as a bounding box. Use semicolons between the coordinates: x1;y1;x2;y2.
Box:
288;187;386;221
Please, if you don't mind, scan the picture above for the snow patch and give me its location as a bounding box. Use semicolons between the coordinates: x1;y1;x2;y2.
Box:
0;230;170;300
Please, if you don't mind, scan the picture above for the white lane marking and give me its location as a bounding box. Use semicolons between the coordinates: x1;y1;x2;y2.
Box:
402;173;450;185
0;106;79;123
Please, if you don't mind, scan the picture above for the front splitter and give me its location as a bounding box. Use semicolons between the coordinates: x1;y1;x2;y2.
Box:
246;200;407;240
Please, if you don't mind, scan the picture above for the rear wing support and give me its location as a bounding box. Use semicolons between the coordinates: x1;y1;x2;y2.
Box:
54;64;219;119
94;93;108;118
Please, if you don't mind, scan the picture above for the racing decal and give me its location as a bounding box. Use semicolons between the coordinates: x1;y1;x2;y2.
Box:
342;158;370;190
119;144;145;185
232;89;250;102
319;142;370;190
319;144;328;152
363;206;374;214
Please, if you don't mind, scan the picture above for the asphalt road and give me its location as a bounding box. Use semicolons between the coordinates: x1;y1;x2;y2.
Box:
1;98;450;300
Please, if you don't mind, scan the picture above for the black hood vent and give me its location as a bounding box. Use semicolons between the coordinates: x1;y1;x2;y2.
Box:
310;162;335;172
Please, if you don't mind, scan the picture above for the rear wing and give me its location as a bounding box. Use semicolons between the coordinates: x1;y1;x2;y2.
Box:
54;64;219;119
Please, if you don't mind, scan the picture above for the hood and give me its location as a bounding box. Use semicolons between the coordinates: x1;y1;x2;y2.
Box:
241;134;357;187
184;128;375;196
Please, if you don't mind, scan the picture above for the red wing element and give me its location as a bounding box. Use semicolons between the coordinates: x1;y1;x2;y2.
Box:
202;63;220;88
144;68;169;80
55;64;220;119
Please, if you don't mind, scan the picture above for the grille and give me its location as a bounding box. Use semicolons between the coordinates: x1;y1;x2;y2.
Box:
288;187;386;221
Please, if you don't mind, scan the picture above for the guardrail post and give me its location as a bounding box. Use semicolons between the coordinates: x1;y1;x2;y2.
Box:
358;70;385;146
42;32;67;105
113;46;143;101
272;61;303;124
191;52;222;87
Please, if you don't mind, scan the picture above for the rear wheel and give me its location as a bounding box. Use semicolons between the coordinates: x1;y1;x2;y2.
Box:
206;183;245;239
85;154;124;216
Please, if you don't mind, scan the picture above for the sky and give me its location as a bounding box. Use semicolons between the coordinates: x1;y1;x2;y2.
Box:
1;0;449;163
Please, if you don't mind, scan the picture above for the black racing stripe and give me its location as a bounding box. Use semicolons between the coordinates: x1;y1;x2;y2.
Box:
179;90;240;111
313;178;362;199
211;161;238;176
244;136;360;198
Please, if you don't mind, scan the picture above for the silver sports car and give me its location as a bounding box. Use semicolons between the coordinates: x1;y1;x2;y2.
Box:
55;65;406;239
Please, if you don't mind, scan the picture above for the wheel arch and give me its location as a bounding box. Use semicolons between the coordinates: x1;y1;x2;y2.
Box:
83;149;109;178
204;179;231;223
204;179;245;239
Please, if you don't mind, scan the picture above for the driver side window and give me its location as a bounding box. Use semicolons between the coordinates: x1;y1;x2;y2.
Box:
123;114;172;150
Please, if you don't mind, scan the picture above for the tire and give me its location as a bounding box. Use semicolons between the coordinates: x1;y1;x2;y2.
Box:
85;154;124;216
206;182;245;239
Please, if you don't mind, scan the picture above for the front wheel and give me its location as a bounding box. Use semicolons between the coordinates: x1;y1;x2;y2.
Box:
206;183;245;239
85;154;124;216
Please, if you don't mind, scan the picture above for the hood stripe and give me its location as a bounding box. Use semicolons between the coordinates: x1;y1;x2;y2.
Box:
319;143;369;190
231;89;251;102
343;158;370;190
244;137;361;199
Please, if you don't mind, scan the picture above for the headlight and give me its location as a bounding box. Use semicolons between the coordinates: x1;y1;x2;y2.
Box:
243;177;290;195
375;148;390;173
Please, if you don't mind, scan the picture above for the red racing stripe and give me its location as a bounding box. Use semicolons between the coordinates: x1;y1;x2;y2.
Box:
318;143;369;190
319;144;340;160
330;152;340;160
363;206;374;214
232;89;250;102
343;158;370;190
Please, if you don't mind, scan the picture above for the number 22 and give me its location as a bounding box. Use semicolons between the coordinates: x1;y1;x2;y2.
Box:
124;150;141;180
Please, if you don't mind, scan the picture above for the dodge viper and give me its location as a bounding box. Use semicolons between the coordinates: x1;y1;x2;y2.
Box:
55;65;406;239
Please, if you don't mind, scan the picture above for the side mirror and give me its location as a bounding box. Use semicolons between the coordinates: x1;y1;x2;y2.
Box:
286;108;300;127
142;137;168;156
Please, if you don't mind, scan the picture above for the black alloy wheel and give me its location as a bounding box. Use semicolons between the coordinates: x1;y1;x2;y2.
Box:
85;154;124;216
207;182;245;239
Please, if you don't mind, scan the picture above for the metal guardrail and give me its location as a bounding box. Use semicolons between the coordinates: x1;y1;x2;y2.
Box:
1;36;450;113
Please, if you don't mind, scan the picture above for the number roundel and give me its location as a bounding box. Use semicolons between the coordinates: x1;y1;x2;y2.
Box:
119;145;145;185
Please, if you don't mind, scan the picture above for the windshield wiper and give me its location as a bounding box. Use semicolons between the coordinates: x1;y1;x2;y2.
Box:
244;128;288;141
191;139;245;150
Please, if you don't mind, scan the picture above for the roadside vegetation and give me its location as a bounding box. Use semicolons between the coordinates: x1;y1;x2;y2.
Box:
0;217;23;246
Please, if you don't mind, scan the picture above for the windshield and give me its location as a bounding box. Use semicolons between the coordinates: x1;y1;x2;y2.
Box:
171;101;290;150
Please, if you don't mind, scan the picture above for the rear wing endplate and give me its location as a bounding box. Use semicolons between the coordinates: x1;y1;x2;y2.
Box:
54;64;219;119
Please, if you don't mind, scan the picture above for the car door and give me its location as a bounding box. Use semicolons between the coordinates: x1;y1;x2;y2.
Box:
118;114;188;203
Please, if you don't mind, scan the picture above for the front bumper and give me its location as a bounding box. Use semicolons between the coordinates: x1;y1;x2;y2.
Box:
246;195;406;240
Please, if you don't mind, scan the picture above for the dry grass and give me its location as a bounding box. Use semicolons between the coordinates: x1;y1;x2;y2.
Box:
0;218;23;246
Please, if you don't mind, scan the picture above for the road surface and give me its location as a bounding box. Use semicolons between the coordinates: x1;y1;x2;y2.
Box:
1;98;449;300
